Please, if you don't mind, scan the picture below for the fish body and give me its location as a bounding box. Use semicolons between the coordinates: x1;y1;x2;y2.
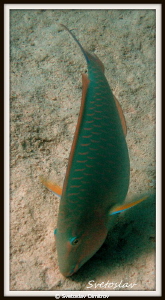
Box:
55;25;130;276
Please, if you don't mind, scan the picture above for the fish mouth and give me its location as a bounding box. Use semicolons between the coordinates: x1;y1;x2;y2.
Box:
62;254;93;276
62;263;80;277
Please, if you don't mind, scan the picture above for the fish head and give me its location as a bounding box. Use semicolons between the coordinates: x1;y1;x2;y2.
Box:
55;210;108;277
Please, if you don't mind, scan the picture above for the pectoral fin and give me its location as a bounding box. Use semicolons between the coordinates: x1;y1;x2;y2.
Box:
109;195;148;216
40;176;62;197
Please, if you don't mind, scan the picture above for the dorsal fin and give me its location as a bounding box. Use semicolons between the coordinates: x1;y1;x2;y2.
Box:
62;73;90;193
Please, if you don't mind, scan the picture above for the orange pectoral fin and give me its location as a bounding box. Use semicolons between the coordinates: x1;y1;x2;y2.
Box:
109;195;148;216
40;176;62;197
113;95;127;136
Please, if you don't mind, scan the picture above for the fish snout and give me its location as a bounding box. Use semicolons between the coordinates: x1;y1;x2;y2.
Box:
61;262;80;277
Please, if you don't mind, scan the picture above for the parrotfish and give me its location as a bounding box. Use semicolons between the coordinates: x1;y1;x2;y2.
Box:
41;24;147;277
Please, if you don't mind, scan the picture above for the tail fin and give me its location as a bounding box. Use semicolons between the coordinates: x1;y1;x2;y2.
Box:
60;24;89;63
60;24;105;73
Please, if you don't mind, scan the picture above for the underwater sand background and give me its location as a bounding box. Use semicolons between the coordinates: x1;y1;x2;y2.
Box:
10;9;156;291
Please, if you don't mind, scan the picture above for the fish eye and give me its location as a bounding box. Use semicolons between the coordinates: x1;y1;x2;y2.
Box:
70;237;79;245
72;238;79;245
54;228;57;235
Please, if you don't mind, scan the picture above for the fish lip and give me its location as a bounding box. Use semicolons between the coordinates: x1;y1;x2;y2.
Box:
63;271;75;277
61;263;80;277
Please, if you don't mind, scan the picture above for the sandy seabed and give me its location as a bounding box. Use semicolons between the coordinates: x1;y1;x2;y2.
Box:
10;9;156;291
